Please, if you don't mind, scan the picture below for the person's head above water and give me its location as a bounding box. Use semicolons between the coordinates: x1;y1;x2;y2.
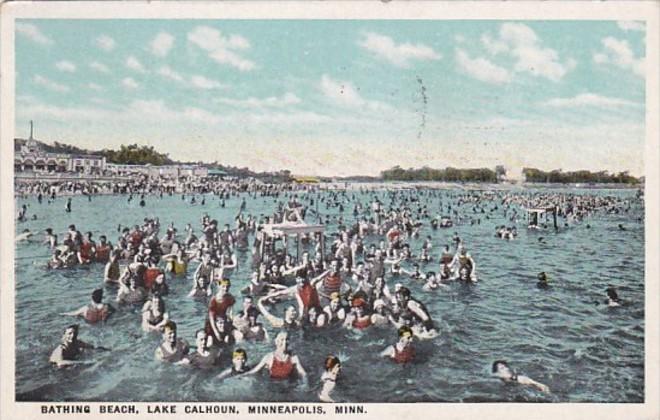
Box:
91;288;104;304
324;355;341;374
491;360;515;380
274;331;290;352
62;324;79;345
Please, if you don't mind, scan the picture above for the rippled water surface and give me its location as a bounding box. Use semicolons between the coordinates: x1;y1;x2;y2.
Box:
14;188;644;402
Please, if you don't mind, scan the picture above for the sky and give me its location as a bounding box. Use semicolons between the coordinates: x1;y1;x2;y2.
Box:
14;19;646;177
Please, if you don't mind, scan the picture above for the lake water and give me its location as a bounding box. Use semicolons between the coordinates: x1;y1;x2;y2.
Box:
14;187;644;402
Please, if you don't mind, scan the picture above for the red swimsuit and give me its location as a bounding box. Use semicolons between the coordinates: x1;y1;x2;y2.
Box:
393;344;415;364
270;355;294;379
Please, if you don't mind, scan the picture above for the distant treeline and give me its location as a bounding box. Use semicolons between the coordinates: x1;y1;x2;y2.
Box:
522;168;640;184
381;166;498;182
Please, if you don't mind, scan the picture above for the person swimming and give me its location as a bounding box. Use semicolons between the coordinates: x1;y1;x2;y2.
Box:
319;355;341;403
217;348;251;380
141;294;169;332
380;326;416;364
537;272;550;289
243;331;307;382
155;321;189;363
49;324;107;368
491;360;550;393
178;329;219;369
61;289;114;324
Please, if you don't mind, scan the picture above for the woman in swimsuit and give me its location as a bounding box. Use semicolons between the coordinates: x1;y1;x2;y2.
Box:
244;331;307;382
344;297;372;330
380;326;416;364
61;289;114;324
141;294;169;332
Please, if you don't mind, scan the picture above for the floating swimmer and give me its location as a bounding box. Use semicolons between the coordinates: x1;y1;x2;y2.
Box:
491;360;550;393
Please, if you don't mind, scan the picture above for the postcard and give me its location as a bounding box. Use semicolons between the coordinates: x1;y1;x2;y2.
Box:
1;1;658;420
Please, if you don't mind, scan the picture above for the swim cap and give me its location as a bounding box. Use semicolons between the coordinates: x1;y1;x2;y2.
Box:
373;299;386;309
352;297;367;308
218;278;231;286
330;292;340;301
232;349;247;359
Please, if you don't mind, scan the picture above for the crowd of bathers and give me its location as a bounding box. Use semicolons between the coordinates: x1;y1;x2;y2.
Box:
16;184;641;401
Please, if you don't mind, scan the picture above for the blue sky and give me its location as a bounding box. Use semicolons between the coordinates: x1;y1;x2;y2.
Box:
15;19;646;176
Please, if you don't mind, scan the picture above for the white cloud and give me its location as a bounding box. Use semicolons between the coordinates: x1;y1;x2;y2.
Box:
187;26;255;71
543;93;640;108
16;23;53;46
617;21;645;32
150;32;175;57
89;61;109;73
55;60;76;72
122;77;139;89
358;32;441;68
481;34;508;55
455;49;511;84
320;75;390;112
157;65;184;82
480;23;575;82
88;83;104;92
190;75;226;90
593;36;645;77
33;75;69;93
126;56;146;73
502;23;575;81
217;92;301;108
96;35;116;52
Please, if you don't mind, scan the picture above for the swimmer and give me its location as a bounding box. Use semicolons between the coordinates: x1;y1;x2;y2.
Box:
492;360;550;393
258;298;302;329
243;331;307;382
217;348;251;380
241;307;269;341
206;279;236;343
344;297;372;330
380;326;416;364
43;228;58;249
141;294;169;332
306;306;328;329
319;355;341;403
15;229;34;243
323;292;347;324
116;273;147;305
104;250;121;283
370;299;389;326
178;329;219;369
155;321;189;363
61;289;115;324
49;324;107;368
605;287;622;307
537;272;550;289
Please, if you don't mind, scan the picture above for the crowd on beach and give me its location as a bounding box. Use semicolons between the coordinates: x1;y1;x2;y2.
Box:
14;178;642;401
